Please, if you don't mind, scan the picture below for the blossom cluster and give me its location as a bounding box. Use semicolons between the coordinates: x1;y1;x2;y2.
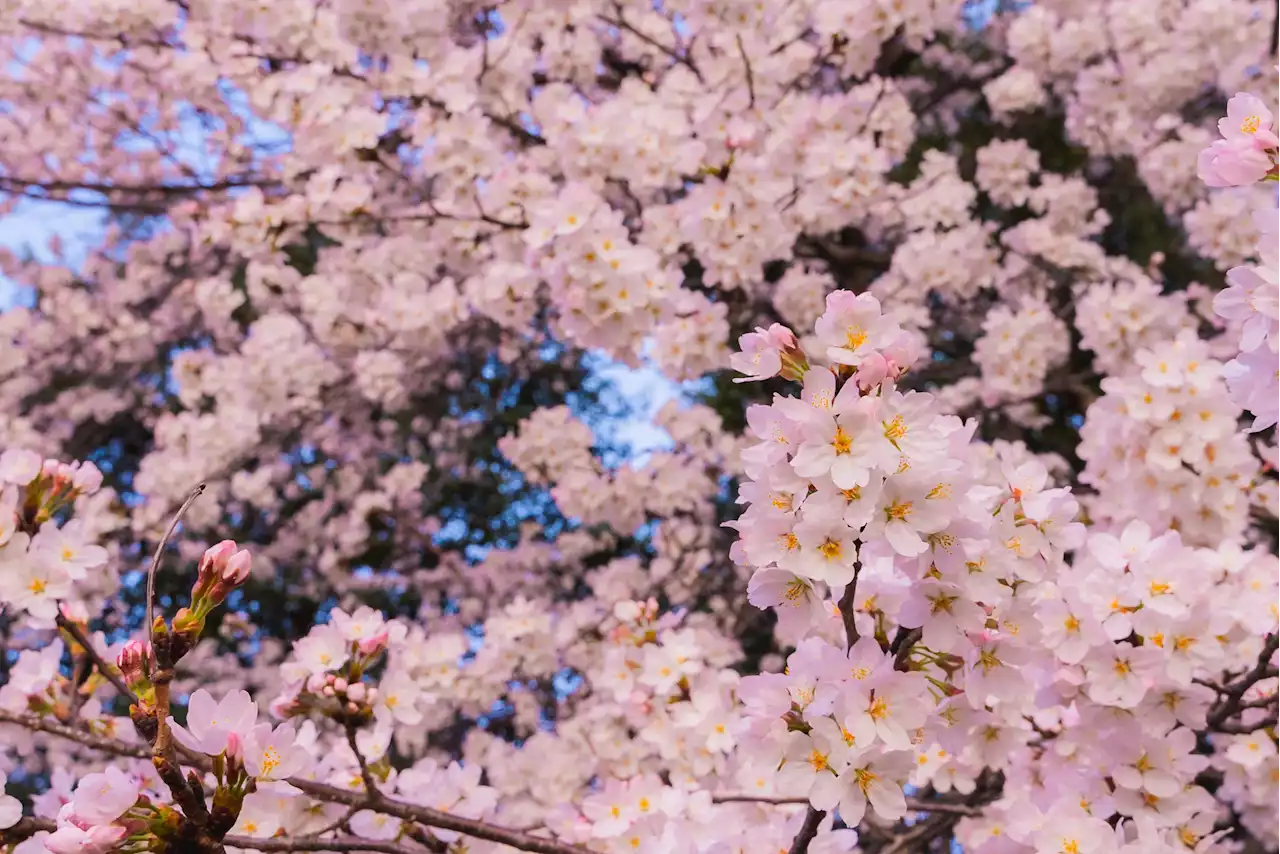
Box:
0;2;1277;854
726;293;1278;853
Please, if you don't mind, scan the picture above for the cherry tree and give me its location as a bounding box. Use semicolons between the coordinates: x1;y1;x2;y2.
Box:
0;1;1276;853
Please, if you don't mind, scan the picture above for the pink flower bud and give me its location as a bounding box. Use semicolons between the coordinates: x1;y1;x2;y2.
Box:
357;630;389;656
200;540;238;575
364;687;379;703
85;825;128;854
306;674;327;693
333;678;349;693
116;639;150;687
223;549;252;583
346;701;359;713
346;682;367;702
322;686;336;697
764;323;798;351
225;731;243;760
854;352;889;391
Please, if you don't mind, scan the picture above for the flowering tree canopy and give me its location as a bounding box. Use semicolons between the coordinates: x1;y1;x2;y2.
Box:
0;1;1277;854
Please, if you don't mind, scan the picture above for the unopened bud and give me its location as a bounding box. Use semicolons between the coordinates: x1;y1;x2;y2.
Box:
223;549;252;584
764;323;798;352
357;630;389;656
347;682;367;702
306;674;327;693
333;677;349;693
225;731;243;760
116;639;151;691
322;686;336;697
197;540;237;584
191;540;253;617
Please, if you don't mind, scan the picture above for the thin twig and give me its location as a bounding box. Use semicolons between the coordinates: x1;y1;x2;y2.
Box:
787;807;825;854
597;10;703;82
892;627;923;672
736;35;755;108
836;566;861;651
146;482;206;652
712;794;981;816
345;723;382;799
0;709;151;759
55;613;140;707
0;709;595;854
224;835;419;854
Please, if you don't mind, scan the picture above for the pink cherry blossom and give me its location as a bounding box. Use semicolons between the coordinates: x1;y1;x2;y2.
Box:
167;689;258;757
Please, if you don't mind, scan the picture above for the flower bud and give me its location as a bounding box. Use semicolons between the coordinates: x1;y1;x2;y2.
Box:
116;639;151;692
223;549;252;584
333;677;349;693
306;674;327;693
190;540;252;616
198;540;238;581
346;682;367;702
356;630;389;656
764;323;798;351
225;731;243;760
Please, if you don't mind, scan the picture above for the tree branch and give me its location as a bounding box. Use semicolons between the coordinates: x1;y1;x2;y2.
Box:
597;11;704;82
56;613;140;707
787;807;825;854
0;710;595;854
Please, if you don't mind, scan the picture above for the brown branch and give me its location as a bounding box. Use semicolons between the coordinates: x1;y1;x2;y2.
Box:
0;710;594;854
837;566;861;651
0;709;151;759
224;835;419;854
0;174;277;197
713;794;981;817
787;807;825;854
597;11;703;82
344;724;382;799
736;35;755;108
1207;634;1278;730
56;613;140;707
0;816;55;844
282;778;594;854
892;627;923;673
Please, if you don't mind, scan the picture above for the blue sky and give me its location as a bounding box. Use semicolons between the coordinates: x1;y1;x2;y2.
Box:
0;198;105;308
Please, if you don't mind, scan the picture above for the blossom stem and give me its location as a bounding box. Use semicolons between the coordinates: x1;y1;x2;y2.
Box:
55;612;140;707
786;806;825;854
0;709;598;854
145;481;206;658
